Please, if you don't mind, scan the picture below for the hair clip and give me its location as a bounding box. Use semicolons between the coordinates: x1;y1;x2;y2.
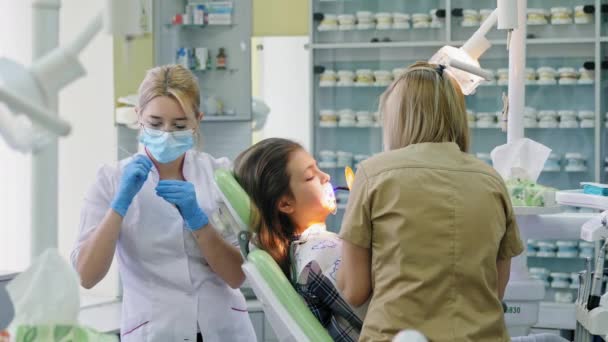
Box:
436;64;446;78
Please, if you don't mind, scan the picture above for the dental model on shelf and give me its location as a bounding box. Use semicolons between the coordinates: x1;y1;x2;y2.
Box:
543;153;562;172
526;6;593;26
319;68;398;87
480;66;593;86
470;107;593;130
564;153;588;173
318;109;378;128
318;150;370;170
317;9;443;31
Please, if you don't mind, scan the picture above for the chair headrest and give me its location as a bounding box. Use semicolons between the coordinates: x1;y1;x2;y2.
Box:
214;169;251;227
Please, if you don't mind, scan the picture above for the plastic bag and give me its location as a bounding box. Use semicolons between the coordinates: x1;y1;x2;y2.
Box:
5;249;117;341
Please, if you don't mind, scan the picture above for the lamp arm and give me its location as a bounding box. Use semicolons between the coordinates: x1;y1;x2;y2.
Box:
462;9;498;60
0;87;71;136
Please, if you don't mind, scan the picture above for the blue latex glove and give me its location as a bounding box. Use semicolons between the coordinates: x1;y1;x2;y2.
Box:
155;180;209;231
110;155;153;217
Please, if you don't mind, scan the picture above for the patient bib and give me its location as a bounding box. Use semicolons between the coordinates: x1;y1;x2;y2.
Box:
291;224;343;286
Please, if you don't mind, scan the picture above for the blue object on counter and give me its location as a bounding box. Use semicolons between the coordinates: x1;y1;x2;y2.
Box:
582;182;608;196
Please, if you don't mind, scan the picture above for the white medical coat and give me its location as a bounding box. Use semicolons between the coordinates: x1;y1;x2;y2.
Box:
71;150;256;342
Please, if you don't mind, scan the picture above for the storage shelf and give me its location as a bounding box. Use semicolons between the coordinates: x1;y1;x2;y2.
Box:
310;38;597;50
191;68;239;74
529;255;589;260
601;37;608;43
165;23;236;29
319;125;382;129
471;127;594;130
204;115;250;122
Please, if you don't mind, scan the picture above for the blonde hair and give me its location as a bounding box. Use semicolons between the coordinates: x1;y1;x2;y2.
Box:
137;64;202;146
379;61;469;152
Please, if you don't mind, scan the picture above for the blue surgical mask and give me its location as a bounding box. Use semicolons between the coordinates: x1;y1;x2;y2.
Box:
139;128;194;163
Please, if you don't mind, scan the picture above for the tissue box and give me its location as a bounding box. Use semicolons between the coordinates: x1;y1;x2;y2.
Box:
15;325;117;342
506;178;556;207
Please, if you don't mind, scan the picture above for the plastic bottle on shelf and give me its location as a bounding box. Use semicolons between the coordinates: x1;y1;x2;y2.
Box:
216;48;227;69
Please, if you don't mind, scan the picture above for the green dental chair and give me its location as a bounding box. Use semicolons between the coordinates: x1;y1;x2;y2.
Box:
213;169;333;342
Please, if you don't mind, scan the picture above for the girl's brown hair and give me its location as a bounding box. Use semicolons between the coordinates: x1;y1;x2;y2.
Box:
233;138;303;276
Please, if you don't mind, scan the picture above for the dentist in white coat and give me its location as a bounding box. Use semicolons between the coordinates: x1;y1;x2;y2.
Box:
71;64;256;342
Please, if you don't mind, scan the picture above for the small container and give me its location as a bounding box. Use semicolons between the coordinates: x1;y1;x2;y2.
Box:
524;117;538;128
319;109;338;127
538;241;557;252
497;68;509;85
338;14;356;30
392;12;411;29
550;272;571;288
319;150;337;167
194;4;206;25
476;113;496;128
559;110;578;128
319;14;338;31
527;239;539;256
574;5;593;24
338;109;356;127
551;7;573;25
523;68;537;84
578;110;595;120
524;107;538;119
356;11;374;23
356;13;375;30
355;69;374;86
216;48;227;69
412;13;431;29
336;151;354;167
578;67;594;84
558;67;578;85
579;241;595;258
543;153;561;172
320;69;337;87
392;12;410;23
374;70;393;86
556;240;579;258
527;8;548;25
539;117;559;129
554;291;574;303
479;9;493;22
537;67;557;85
375;12;393;30
564;153;587;172
337;70;355;86
462;9;480;27
580;119;595;128
393;68;407;79
570;272;581;289
356;111;374;127
429;9;444;28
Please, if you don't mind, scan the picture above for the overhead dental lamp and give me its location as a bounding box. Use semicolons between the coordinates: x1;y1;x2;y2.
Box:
0;0;149;153
429;0;519;95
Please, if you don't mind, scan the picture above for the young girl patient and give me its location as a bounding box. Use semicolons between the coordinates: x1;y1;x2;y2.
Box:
233;138;366;342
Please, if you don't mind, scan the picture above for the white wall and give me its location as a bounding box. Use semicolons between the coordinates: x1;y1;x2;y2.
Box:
58;0;118;297
0;0;33;272
254;36;311;150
